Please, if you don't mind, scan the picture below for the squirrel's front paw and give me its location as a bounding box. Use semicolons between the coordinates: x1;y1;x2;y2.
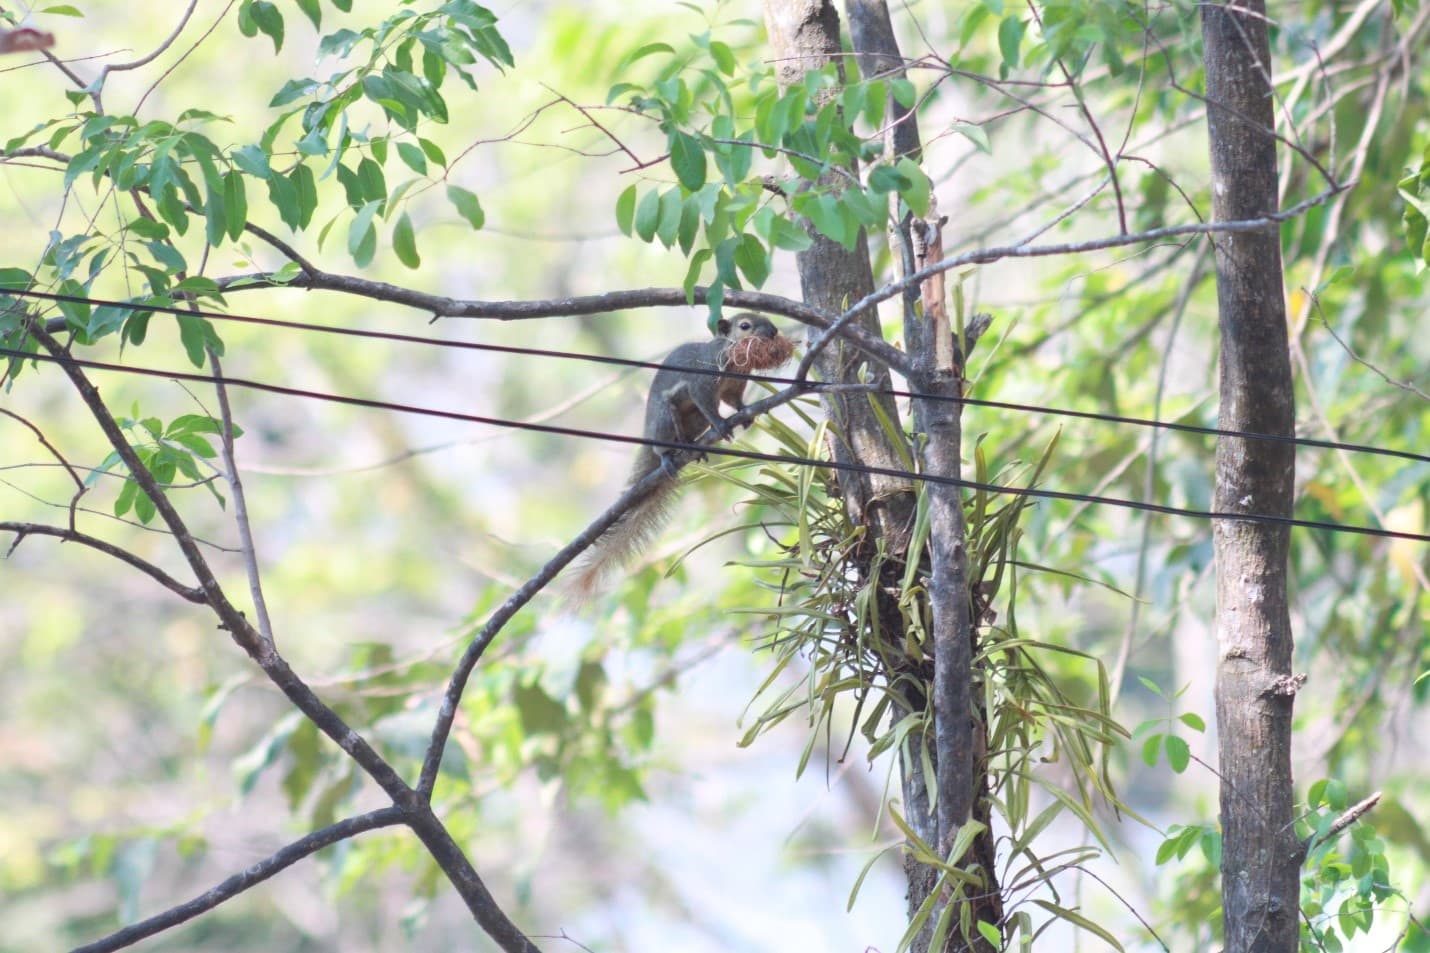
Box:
656;452;681;478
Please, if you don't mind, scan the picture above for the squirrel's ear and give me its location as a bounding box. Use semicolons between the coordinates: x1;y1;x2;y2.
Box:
716;318;731;336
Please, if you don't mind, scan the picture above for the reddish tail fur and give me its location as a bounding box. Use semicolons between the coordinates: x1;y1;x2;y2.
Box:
562;470;682;605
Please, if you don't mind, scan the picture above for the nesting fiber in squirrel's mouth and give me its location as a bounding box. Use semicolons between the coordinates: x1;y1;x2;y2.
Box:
726;333;795;370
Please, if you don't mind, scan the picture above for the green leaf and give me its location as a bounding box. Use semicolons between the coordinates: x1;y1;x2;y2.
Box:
949;121;991;154
294;0;320;29
806;193;857;249
676;196;700;255
0;267;33;291
347;199;381;265
237;0;258;37
1140;732;1161;767
633;188;661;242
514;680;568;736
998;15;1025;68
682;248;711;303
396;141;427;174
168;414;224;436
222;170;247;242
708;40;736;76
716;131;753;184
203;181;227;248
655;189;682;248
295;124;327;157
615;184;638;236
249;0;285;53
114;477;139;519
40;4;85;14
357;156;387;205
890;78;916;109
670;131;706;190
133;490;157;525
112;838;158;924
733;232;769;287
867;164;910;194
1031;900;1125;951
617;41;675;72
1178;711;1206;732
125;217;168;241
230;143;271;178
392;211;420;268
176;314;216;368
269;78;319;109
266;173;299;230
896;156;931;216
1164;735;1190;774
418;137;447;168
574;660;606;712
846;842;900;912
279;720;321;810
288;163;317;228
234;713;302;796
447;184;485;230
606;82;640;105
766;213;812;252
629;702;655;750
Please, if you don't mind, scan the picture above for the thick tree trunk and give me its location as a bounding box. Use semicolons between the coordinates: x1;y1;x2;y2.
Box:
764;4;996;950
761;0;915;552
1201;4;1302;951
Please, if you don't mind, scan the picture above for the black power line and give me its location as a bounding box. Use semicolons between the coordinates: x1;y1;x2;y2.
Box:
3;344;1427;544
7;286;1428;467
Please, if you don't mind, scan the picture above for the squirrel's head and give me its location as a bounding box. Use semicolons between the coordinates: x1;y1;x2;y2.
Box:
718;312;779;340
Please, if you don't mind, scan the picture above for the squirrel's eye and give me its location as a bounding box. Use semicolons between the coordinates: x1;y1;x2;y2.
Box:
740;320;751;329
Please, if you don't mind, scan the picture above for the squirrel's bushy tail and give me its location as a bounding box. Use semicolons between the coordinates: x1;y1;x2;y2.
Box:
562;472;683;605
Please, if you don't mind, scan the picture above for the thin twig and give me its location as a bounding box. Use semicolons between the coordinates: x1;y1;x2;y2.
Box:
0;406;86;529
132;0;234;115
1302;792;1382;855
1;521;205;602
103;0;199;74
1310;298;1428;402
1025;1;1128;233
207;345;276;646
544;84;647;170
70;807;407;953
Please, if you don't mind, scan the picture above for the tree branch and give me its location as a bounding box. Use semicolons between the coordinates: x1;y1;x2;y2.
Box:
214;271;912;376
69;807;406;953
415;377;817;799
207;345;276;647
1;521;205;602
1301;792;1382;856
0;406;86;529
25;319;545;953
23;319;412;800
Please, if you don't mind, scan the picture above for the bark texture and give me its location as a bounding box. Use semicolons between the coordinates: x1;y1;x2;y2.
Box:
762;0;915;551
775;3;996;949
1201;4;1301;951
908;217;998;953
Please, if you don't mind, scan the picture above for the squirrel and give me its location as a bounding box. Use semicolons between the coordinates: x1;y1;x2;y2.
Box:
565;313;793;600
